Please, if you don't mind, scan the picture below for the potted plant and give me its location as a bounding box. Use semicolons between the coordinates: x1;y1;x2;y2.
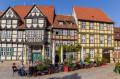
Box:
64;63;71;72
102;58;109;66
97;61;102;67
84;62;90;68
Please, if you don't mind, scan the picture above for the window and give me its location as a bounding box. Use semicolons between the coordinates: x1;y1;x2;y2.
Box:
100;23;104;30
70;41;74;46
55;41;60;46
90;35;94;43
90;49;94;58
70;30;74;36
58;21;64;25
108;36;111;44
28;30;34;38
0;47;13;56
67;21;73;25
81;35;86;43
63;41;67;46
7;20;11;25
63;30;67;36
7;48;11;55
1;30;6;38
1;48;6;55
67;30;70;36
33;18;37;24
90;23;94;30
107;24;111;30
36;30;42;38
6;31;11;39
55;29;62;35
18;31;23;38
100;35;104;43
81;22;86;29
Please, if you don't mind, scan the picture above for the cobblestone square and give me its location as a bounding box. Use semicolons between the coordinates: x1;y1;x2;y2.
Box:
0;63;120;79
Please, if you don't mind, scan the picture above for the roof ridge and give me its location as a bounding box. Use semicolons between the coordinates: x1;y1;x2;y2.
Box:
73;6;101;9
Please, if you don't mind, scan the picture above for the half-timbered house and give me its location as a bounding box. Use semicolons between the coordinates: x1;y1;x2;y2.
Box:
0;4;54;63
52;14;78;62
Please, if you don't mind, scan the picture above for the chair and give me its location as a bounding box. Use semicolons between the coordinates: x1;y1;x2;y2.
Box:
12;68;18;76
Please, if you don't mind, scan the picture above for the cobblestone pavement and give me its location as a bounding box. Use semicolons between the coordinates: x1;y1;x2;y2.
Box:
0;63;120;79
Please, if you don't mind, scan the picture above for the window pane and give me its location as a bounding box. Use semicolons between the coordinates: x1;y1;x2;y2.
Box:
90;35;94;43
70;41;74;46
100;35;104;43
55;41;60;46
18;31;23;38
100;23;104;30
6;31;11;38
81;22;86;29
70;30;74;36
107;24;111;30
63;30;67;36
81;35;86;43
1;48;6;55
63;41;67;46
28;30;34;38
33;18;37;24
7;20;11;25
90;23;94;29
1;30;6;38
90;49;94;58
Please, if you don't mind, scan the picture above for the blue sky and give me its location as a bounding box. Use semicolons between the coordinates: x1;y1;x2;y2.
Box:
0;0;119;27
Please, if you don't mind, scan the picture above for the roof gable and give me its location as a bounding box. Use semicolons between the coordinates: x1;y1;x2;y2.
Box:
24;4;46;19
73;6;114;23
1;6;20;19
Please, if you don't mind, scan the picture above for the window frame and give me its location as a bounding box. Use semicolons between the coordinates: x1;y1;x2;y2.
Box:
81;22;86;29
7;20;12;25
1;30;6;38
55;40;60;47
107;36;111;44
63;30;67;36
18;31;23;39
90;49;94;58
63;41;67;46
70;30;74;36
81;35;86;43
6;31;12;39
107;24;111;30
90;22;94;30
100;23;104;30
100;35;104;44
28;30;34;38
70;41;74;46
33;18;38;24
90;35;94;43
36;30;42;38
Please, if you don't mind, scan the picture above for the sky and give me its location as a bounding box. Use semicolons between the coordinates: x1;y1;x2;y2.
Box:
0;0;119;27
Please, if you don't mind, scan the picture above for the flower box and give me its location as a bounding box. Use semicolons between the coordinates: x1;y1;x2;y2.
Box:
102;63;106;66
64;67;69;72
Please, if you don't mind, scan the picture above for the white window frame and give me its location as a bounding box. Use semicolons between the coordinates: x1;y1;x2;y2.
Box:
1;48;6;56
67;21;73;25
100;23;104;30
70;41;74;46
90;49;94;58
6;31;11;39
70;30;74;36
63;41;67;46
18;31;23;38
108;36;111;44
90;23;94;30
36;30;42;38
90;35;94;43
7;48;11;55
1;30;6;38
63;30;67;36
81;35;86;43
55;41;60;47
107;24;111;30
28;30;34;38
100;35;104;43
33;18;37;24
58;21;64;25
81;22;86;29
7;20;11;25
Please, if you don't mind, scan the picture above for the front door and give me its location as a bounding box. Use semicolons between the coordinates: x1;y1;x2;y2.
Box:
102;49;110;63
32;52;42;63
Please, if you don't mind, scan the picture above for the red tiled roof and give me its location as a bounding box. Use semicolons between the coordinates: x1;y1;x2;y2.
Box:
13;5;54;29
73;6;114;23
53;14;77;29
0;11;4;16
114;27;120;40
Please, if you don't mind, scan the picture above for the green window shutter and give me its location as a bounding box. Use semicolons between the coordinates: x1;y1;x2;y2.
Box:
0;48;1;56
11;48;14;56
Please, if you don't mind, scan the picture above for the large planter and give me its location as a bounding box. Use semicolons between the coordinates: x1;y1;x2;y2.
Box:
115;68;119;73
64;67;69;72
102;63;106;66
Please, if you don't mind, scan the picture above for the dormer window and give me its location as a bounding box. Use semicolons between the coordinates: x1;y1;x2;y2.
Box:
58;21;64;25
7;20;11;25
67;21;73;25
33;18;37;24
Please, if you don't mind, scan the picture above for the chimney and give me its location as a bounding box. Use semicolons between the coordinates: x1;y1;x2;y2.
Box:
68;14;70;16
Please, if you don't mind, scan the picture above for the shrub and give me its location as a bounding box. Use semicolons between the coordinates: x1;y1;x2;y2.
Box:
44;65;49;69
71;63;76;68
102;58;109;63
115;61;120;69
65;64;71;67
84;62;90;66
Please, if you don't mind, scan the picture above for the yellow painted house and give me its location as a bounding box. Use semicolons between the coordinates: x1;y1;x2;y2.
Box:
72;6;114;63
